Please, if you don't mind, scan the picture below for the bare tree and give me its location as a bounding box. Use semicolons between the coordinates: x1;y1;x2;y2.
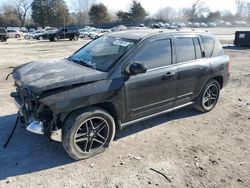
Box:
235;0;244;17
155;7;177;20
74;0;97;12
72;0;97;24
185;0;210;21
11;0;31;27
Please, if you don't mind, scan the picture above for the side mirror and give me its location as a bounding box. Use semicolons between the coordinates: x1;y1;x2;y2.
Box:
128;62;147;75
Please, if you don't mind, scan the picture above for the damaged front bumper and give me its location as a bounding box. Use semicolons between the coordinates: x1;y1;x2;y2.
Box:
10;91;62;142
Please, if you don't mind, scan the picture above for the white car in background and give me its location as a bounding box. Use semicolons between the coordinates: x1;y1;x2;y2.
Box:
24;30;45;39
7;29;23;38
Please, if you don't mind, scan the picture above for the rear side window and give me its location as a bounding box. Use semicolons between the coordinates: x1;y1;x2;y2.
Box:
202;36;224;57
133;39;172;69
175;37;196;63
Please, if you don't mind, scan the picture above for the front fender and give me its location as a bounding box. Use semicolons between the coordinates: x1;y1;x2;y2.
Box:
39;78;124;115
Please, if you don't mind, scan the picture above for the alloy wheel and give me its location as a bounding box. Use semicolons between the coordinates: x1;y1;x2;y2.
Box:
74;117;109;154
202;83;219;110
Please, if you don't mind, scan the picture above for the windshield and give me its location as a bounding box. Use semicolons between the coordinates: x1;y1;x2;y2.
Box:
69;36;135;72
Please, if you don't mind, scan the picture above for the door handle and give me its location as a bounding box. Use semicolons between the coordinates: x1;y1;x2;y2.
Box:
162;72;175;80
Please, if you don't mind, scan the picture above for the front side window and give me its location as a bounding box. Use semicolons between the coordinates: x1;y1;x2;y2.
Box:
175;37;196;63
133;39;172;69
70;36;135;72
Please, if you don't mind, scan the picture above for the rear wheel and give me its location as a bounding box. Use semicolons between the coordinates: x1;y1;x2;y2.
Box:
1;36;7;42
39;36;43;40
194;79;220;112
15;34;20;38
62;107;116;160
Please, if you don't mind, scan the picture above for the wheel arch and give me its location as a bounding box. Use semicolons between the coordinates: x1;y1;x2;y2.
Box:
59;102;121;131
212;76;223;89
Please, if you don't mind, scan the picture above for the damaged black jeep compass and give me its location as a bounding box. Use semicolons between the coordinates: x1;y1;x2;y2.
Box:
11;29;230;160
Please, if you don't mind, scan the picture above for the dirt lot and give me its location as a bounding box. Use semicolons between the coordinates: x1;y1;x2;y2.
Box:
0;28;250;188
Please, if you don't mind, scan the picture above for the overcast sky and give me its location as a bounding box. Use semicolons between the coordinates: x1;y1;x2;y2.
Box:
67;0;242;14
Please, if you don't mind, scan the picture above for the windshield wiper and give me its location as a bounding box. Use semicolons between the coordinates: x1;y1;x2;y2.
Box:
69;57;94;69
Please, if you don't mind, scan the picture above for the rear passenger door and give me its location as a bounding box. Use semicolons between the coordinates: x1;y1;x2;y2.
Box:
174;36;211;106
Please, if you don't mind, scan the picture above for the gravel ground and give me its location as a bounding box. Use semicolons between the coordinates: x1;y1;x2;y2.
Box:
0;28;250;188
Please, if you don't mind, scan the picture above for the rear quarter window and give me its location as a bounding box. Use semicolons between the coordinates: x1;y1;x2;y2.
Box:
213;38;224;57
202;35;224;57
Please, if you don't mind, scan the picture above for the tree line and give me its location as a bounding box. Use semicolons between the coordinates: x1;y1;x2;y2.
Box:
0;0;249;28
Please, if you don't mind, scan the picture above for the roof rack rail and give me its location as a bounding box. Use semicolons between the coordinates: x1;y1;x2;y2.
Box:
175;28;210;33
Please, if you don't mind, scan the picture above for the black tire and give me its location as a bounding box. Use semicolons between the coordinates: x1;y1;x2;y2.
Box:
194;79;220;112
1;36;7;42
39;36;43;40
62;106;116;160
15;34;20;38
53;35;59;42
73;35;79;41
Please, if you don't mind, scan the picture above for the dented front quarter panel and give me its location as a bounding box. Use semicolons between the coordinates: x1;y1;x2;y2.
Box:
39;78;125;121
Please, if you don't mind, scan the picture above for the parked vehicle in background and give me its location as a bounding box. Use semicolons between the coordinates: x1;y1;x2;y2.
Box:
88;29;101;39
7;29;23;38
186;22;193;27
192;22;200;28
0;27;8;42
24;30;45;39
224;22;232;26
89;29;111;39
34;27;80;41
111;25;127;31
200;23;208;27
79;28;90;38
208;22;217;27
44;27;57;31
11;29;230;160
234;31;250;47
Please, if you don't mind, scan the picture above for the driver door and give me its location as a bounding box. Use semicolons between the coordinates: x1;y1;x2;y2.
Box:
124;37;177;121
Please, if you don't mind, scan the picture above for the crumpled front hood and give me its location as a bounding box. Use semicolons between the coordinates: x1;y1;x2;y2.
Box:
13;59;107;94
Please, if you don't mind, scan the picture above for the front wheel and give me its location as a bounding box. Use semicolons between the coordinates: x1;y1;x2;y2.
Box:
73;35;79;41
53;35;59;42
194;79;220;112
62;107;116;160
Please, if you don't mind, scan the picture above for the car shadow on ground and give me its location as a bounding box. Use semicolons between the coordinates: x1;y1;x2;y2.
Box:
0;107;201;180
116;107;201;140
223;45;250;50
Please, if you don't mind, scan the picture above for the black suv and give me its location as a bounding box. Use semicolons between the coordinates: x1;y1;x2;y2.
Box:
11;30;230;160
0;27;8;42
34;27;80;41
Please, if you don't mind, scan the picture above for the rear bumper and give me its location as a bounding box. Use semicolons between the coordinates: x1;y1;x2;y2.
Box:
223;72;230;88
